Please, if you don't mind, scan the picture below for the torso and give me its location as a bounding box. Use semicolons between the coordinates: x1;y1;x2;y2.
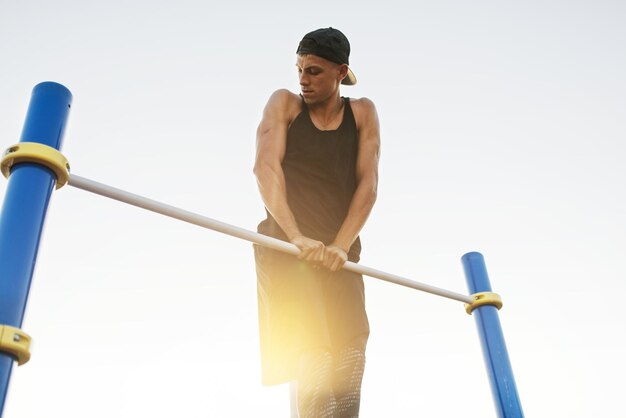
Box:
259;94;362;261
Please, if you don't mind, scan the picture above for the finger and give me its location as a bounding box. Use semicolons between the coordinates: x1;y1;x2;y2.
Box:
322;254;333;270
328;257;338;271
304;247;321;262
332;257;345;271
298;245;314;260
316;246;326;262
307;243;323;260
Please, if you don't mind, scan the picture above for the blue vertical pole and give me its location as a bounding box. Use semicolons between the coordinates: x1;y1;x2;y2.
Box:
462;252;524;418
0;82;72;415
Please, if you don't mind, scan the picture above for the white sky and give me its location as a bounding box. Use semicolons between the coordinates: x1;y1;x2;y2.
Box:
1;1;625;416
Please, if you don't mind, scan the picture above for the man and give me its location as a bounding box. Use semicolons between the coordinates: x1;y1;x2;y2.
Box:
253;27;380;417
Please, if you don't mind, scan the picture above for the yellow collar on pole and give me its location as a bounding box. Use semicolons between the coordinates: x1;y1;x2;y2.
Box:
465;292;503;315
0;325;31;366
1;143;70;189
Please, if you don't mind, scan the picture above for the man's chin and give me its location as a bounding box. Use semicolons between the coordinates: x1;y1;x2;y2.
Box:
301;91;316;102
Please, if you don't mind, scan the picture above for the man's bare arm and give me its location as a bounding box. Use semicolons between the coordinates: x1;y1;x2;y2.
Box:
324;98;381;271
254;90;326;262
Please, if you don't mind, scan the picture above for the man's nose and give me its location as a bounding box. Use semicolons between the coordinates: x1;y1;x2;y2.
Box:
299;72;309;85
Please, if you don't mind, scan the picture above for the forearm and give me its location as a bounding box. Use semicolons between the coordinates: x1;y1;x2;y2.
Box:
255;164;302;240
332;180;377;252
332;97;380;254
256;165;326;262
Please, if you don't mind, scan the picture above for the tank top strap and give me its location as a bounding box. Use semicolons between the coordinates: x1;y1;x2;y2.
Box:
299;94;309;113
342;97;355;127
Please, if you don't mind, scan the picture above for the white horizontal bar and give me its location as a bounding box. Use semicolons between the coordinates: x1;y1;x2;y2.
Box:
68;174;473;304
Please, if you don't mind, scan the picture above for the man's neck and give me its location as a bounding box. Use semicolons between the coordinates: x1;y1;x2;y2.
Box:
308;94;344;129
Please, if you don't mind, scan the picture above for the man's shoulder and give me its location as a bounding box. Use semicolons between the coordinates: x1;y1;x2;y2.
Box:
348;97;378;124
268;89;301;109
348;96;376;111
265;89;302;121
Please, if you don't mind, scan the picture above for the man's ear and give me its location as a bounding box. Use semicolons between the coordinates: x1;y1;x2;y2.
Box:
338;64;349;82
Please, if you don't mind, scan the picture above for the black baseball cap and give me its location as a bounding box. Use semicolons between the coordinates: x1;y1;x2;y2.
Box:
296;27;357;85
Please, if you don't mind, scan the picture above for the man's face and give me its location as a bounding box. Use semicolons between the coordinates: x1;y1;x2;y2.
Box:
296;54;346;105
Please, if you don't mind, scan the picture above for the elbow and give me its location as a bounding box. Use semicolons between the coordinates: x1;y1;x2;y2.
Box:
253;162;266;183
253;156;268;178
368;171;379;207
253;160;276;187
252;161;261;177
360;178;378;208
368;186;378;207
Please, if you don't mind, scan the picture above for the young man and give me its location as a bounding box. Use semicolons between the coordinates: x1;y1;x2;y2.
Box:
254;27;380;417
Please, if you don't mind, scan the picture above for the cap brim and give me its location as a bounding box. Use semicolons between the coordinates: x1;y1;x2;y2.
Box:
342;68;357;85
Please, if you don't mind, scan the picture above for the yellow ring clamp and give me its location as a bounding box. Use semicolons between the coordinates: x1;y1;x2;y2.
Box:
1;142;70;189
0;325;31;366
465;292;503;315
